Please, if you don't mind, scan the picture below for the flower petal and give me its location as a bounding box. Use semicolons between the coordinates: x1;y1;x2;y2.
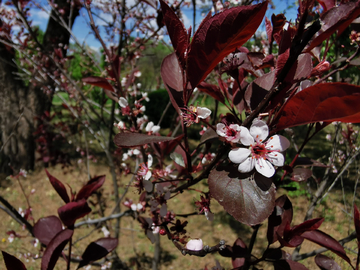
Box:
238;157;255;173
266;135;290;151
119;97;128;108
255;158;275;177
229;148;251;164
267;152;285;167
239;127;254;146
197;107;211;119
250;119;268;142
216;123;226;137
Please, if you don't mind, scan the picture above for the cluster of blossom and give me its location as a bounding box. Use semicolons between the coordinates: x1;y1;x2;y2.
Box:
217;119;290;178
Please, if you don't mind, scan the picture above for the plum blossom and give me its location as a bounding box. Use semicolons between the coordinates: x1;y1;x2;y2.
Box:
216;123;244;143
145;121;160;134
228;119;290;178
186;239;203;251
138;154;153;180
181;105;211;127
118;97;128;108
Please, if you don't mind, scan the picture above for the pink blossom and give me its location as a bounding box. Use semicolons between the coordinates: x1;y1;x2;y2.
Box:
181;105;211;127
228;119;290;178
216;123;244;143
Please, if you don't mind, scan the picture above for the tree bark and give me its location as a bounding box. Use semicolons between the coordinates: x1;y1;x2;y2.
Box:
0;0;79;174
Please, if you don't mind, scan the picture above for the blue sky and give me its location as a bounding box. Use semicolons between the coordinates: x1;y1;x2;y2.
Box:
27;0;298;51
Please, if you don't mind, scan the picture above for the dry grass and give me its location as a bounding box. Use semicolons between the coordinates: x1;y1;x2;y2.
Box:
0;162;359;270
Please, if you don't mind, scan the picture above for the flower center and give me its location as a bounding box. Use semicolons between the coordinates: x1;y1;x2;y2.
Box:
251;143;269;158
226;128;236;137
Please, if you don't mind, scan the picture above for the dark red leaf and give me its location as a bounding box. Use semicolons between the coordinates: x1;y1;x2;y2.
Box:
82;76;115;92
306;1;360;52
160;53;185;113
77;238;118;269
159;0;189;69
187;1;268;88
76;175;105;201
33;216;63;246
45;169;70;204
197;82;225;104
315;254;341;270
114;132;176;147
41;229;73;270
302;230;351;264
245;71;275;111
354;204;360;250
208;166;276;226
267;195;293;244
2;251;27;270
265;16;272;43
275;83;360;132
273;260;310;270
199;128;218;144
58;199;91;227
291;218;324;236
232;238;248;269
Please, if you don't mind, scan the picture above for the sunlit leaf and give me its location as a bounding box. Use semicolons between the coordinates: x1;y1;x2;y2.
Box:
187;2;268;88
275;83;360;131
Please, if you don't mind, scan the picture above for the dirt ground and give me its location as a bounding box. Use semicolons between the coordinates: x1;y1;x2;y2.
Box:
0;163;358;270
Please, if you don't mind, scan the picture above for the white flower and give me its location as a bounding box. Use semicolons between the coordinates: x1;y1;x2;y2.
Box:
131;203;143;211
228;119;290;178
145;122;160;133
216;123;244;143
186;239;203;251
118;97;128;108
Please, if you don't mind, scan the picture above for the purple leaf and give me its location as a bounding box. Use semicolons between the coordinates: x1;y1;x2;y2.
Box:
159;0;189;69
41;229;73;270
187;1;268;88
58;199;92;227
315;254;341;270
45;169;70;204
232;238;248;269
306;1;360;52
245;71;275;111
33;216;63;246
82;76;115;92
208;166;276;226
76;175;105;201
302;230;351;264
275;83;360;132
2;251;27;270
114;132;176;147
160;53;185;113
77;238;118;269
267;195;293;244
197;82;225;104
291;218;324;236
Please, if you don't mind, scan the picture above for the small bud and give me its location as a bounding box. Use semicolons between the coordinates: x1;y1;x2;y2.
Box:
159;229;166;235
186;239;203;251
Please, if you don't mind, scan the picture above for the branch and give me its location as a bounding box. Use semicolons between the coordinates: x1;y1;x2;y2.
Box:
74;210;133;228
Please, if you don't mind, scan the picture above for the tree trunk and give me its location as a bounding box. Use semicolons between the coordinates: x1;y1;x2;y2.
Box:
0;0;79;174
